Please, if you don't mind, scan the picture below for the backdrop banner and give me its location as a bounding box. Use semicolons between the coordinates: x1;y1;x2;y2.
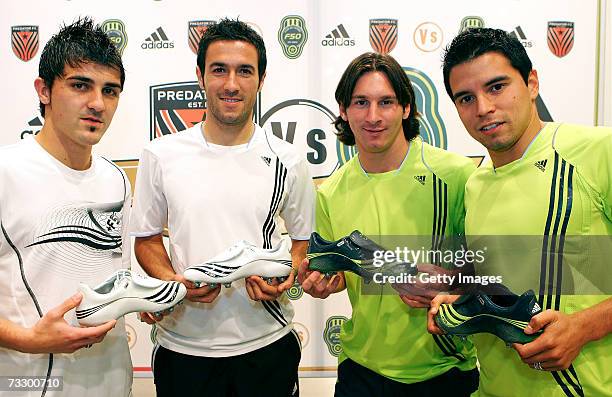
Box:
1;0;601;377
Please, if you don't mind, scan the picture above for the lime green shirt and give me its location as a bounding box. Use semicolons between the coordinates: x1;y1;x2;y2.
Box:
316;137;477;384
465;123;612;397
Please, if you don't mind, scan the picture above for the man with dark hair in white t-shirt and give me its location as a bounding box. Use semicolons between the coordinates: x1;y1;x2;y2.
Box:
0;17;132;396
130;19;314;397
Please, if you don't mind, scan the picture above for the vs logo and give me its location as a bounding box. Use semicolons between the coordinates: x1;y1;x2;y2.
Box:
125;324;137;349
293;322;310;348
413;22;443;52
258;99;355;179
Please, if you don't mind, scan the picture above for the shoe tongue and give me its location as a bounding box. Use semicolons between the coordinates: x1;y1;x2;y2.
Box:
348;231;381;254
451;293;485;316
487;290;540;320
131;273;164;288
209;240;250;262
113;270;132;288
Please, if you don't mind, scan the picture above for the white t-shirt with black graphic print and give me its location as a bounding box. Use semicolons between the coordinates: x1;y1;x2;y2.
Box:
0;137;132;397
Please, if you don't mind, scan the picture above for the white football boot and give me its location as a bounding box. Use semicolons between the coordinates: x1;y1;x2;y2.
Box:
76;269;187;326
183;239;293;288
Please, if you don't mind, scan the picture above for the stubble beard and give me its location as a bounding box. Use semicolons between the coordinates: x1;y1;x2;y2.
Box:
208;101;252;127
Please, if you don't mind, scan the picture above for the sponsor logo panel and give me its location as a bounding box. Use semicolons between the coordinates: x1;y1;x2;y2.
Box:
547;21;574;57
369;19;397;54
413;22;443;52
322;24;355;47
323;315;347;357
142;27;174;50
149;81;206;140
509;26;533;48
188;20;215;55
458;16;484;33
278;15;308;59
11;25;39;62
102;19;128;56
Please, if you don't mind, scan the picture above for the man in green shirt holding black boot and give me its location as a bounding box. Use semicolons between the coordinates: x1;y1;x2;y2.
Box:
298;52;478;396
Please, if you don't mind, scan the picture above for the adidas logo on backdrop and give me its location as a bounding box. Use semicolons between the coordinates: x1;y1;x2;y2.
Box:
21;115;43;139
509;26;533;48
142;27;175;49
322;24;355;47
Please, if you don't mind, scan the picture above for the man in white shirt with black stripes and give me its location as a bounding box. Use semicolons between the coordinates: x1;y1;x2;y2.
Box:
130;18;314;397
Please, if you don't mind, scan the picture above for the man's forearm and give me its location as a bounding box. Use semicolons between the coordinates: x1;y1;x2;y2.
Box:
0;319;27;352
290;239;308;270
576;297;612;343
134;234;176;280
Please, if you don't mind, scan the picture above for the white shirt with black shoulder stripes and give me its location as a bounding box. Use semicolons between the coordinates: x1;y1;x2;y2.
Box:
130;123;314;357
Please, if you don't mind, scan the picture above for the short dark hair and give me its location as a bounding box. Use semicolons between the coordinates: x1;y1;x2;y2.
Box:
442;27;532;99
334;52;420;145
197;18;267;83
38;17;125;117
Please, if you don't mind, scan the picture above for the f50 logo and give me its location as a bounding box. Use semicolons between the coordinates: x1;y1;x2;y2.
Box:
284;33;303;40
278;16;308;59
